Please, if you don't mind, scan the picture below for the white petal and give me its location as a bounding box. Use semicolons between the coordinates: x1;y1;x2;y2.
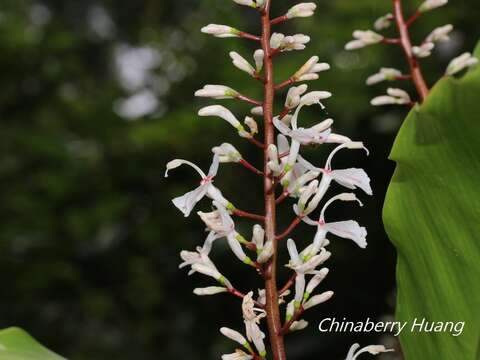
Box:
325;220;368;248
331;168;373;195
172;185;208;217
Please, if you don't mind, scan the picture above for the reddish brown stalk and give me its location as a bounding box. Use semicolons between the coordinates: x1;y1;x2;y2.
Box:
228;287;265;309
392;0;429;101
261;1;287;359
239;31;261;42
276;217;302;241
279;273;296;295
237;93;263;106
278;107;291;119
406;10;421;27
279;307;304;336
275;78;295;91
246;137;266;149
275;191;289;205
239;159;264;176
232;209;265;222
270;15;288;26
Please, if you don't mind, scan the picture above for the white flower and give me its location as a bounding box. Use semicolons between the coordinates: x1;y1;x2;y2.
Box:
270;33;285;49
257;240;273;263
371;88;411;106
286;3;317;19
250;106;263;116
289;319;309;331
244;116;258;135
198;202;253;265
180;248;232;286
285;84;309;109
418;0;448;13
212;143;242;163
286;238;332;305
305;268;329;298
220;327;250;348
233;0;258;8
165;155;229;217
193;286;228;296
253;49;264;72
199;105;251;138
446;52;479;75
425;24;453;43
293;56;330;82
252;225;265;249
201;24;240;38
229;51;256;76
242;292;267;357
195;85;238;99
345;30;384;50
366;68;402;85
412;42;435;58
300;193;368;251
345;343;394;360
374;13;393;31
222;350;253;360
303;291;334;310
271;33;311;51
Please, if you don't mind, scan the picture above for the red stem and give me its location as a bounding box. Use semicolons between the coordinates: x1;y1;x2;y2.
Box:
232;209;265;222
239;31;261;42
239;159;264;176
393;0;429;102
276;217;302;241
261;2;287;359
275;78;294;91
279;273;296;295
279;307;304;336
237;93;263;106
246;137;266;149
275;191;289;205
228;287;265;309
270;15;288;26
406;10;421;27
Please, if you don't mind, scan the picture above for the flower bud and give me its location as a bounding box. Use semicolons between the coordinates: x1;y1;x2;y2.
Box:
270;33;285;49
199;105;250;137
195;85;238;99
412;42;435;58
419;0;448;13
374;13;393;31
290;320;309;332
298;180;318;213
252;224;265;249
305;268;329;296
257;240;273;263
446;52;479;75
229;51;255;76
300;91;332;106
366;67;402;85
212;143;242;163
254;49;264;72
193;286;228;296
345;30;384;50
303;291;334;309
244;116;258;135
201;24;240;38
233;0;257;8
425;24;453;43
285;84;308;109
286;3;317;19
250;106;263;116
220;327;249;347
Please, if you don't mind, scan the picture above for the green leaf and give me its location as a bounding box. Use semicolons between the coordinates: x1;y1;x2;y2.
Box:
0;328;66;360
383;44;480;359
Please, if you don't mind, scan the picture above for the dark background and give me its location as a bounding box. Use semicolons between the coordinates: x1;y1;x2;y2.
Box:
0;0;477;359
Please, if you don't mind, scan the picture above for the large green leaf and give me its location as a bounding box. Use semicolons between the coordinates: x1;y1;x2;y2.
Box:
383;44;480;359
0;328;66;360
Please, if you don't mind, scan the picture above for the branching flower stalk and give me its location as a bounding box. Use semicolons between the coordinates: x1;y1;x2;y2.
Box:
166;0;394;359
345;0;478;107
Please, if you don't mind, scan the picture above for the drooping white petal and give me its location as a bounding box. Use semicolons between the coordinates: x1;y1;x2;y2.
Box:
331;168;372;195
172;185;209;217
165;159;207;178
305;268;329;295
325;220;368;248
345;343;394;360
212;143;242;163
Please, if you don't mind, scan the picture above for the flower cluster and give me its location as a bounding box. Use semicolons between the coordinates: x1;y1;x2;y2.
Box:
345;0;478;106
166;0;392;358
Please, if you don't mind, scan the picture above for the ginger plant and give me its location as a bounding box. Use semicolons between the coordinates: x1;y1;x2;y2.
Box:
166;1;393;359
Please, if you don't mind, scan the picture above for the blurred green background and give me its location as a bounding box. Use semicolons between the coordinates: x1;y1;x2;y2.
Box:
0;0;477;359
